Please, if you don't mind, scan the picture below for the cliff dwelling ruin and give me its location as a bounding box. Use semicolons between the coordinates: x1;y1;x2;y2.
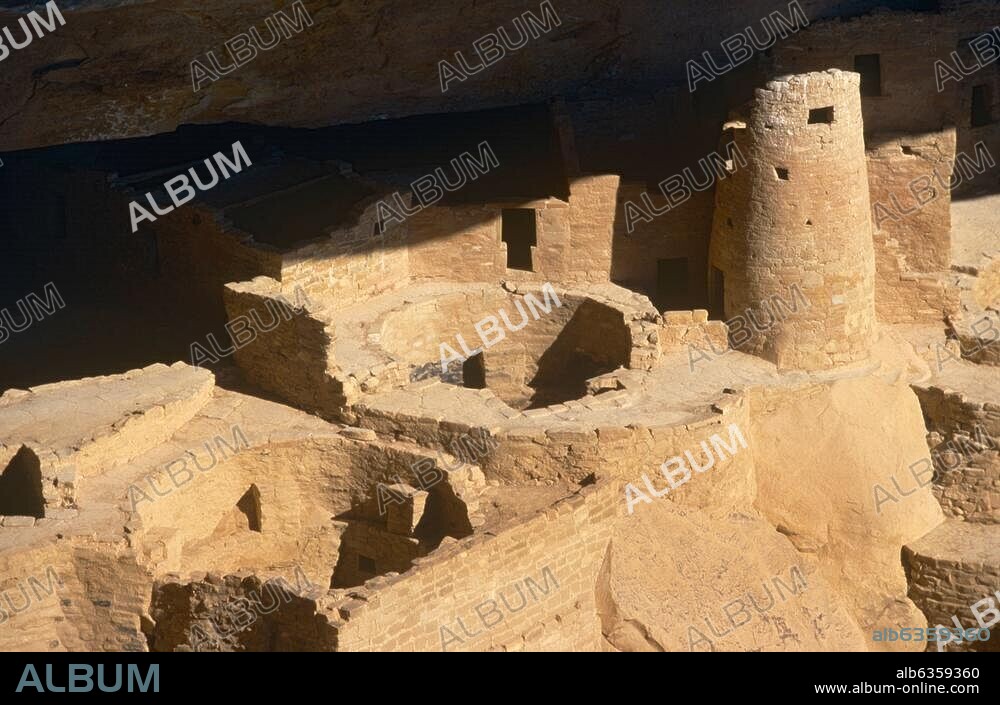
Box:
0;0;997;664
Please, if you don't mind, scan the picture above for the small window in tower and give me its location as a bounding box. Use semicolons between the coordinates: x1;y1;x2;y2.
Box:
854;54;882;97
775;167;790;181
972;84;993;127
808;106;835;125
358;555;376;574
501;209;537;272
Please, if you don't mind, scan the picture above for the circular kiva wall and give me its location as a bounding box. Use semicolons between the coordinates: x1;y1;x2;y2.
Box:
378;288;632;409
709;70;877;371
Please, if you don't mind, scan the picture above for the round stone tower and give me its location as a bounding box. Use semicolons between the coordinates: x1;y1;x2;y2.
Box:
708;69;877;371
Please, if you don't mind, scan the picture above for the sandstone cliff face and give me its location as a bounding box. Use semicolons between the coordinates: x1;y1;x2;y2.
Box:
0;0;882;152
598;375;943;652
600;503;867;652
750;377;945;652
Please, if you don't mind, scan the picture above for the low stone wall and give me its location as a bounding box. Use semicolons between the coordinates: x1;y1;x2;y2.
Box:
329;479;618;652
904;522;1000;652
912;384;1000;523
659;310;729;357
223;278;347;416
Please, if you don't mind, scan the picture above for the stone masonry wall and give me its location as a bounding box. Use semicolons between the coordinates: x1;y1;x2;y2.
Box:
710;70;877;370
223;279;345;415
771;12;956;135
904;524;1000;652
866;131;961;324
280;199;410;313
407;205;504;282
328;479;618;652
912;384;1000;523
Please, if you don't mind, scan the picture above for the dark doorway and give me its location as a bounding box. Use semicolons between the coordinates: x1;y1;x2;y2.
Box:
0;447;45;519
655;258;690;311
972;84;993;128
501;209;537;271
709;267;726;320
462;352;486;389
854;54;882;97
236;484;263;532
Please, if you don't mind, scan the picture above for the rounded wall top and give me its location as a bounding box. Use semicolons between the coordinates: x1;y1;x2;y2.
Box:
751;70;865;134
763;69;861;93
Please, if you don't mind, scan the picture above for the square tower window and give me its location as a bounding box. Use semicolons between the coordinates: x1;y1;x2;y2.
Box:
775;167;790;181
358;555;376;574
808;106;835;124
972;84;993;127
501;209;537;271
854;54;882;97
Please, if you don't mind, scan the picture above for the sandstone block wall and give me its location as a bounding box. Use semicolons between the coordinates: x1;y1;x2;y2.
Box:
948;2;1000;184
0;542;152;653
866;131;961;324
912;384;1000;523
658;310;729;356
130;427;483;588
328;480;618;652
771;12;956;135
867;132;955;272
332;521;423;589
950;312;1000;367
611;184;713;308
223;278;345;415
618;396;756;521
280;198;410;312
564;175;619;283
407;205;504;282
904;522;1000;652
142;200;282;318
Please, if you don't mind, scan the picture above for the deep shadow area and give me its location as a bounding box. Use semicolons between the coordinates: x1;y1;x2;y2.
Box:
0;446;45;519
527;299;631;409
0;105;566;394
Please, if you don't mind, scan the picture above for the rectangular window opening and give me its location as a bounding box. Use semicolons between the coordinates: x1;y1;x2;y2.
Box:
808;106;835;125
501;209;537;272
972;84;993;128
655;258;690;312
